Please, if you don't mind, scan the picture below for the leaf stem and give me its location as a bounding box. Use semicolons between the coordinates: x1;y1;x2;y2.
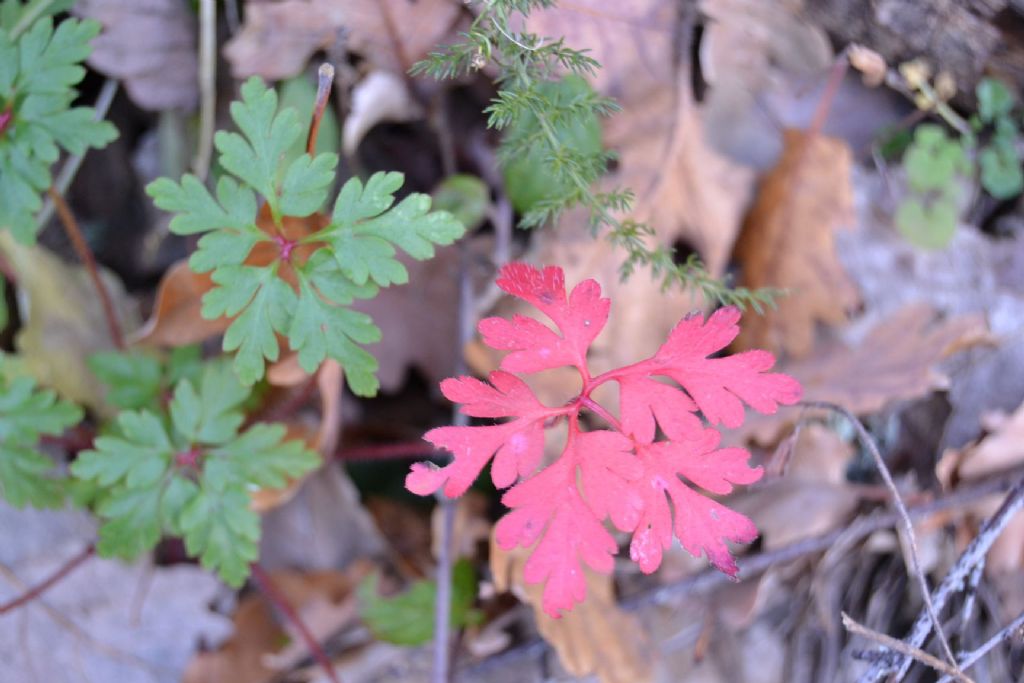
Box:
48;186;126;350
0;543;95;614
250;562;343;683
579;395;621;432
307;63;336;156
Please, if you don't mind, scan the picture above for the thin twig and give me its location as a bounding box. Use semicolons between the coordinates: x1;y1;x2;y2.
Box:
0;543;95;615
37;79;119;229
433;206;476;683
48;187;126;350
860;475;1024;682
842;613;975;683
803;400;960;672
250;563;342;683
937;610;1024;683
193;0;216;181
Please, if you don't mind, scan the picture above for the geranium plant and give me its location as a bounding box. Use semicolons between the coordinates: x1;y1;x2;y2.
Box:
407;263;802;616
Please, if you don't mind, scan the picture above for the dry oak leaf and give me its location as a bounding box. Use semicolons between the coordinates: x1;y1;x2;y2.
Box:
75;0;198;110
490;537;653;683
225;0;461;80
734;128;860;357
734;304;989;446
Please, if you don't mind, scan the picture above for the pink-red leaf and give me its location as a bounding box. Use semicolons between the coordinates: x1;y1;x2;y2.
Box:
574;430;644;531
407;371;559;495
495;459;617;617
633;307;802;428
628;438;762;575
479;263;609;373
618;375;702;443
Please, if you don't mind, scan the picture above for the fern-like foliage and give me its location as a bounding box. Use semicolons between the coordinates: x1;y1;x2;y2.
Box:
72;360;320;586
0;0;117;242
147;77;465;393
413;0;776;310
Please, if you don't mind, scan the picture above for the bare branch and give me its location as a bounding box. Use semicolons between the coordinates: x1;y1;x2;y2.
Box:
842;613;974;683
803;401;959;672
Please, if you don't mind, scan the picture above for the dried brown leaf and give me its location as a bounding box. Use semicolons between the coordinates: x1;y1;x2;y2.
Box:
734;129;860;357
225;0;461;79
132;260;225;346
735;305;989;446
75;0;198;110
490;537;653;683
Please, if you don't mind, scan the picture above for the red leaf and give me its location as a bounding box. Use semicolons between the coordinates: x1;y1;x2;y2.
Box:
408;264;800;617
629;438;762;575
479;263;609;373
626;307;802;429
618;375;701;443
407;372;560;496
495;459;617;618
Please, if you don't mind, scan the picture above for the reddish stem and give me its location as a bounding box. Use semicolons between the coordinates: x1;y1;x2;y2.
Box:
250;562;342;683
0;103;13;138
335;440;437;462
0;543;96;614
306;64;335;156
48;187;126;350
579;395;623;433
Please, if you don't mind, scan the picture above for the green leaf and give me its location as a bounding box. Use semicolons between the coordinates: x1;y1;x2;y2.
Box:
432;174;489;230
977;78;1015;124
979;118;1023;200
203;264;297;385
96;481;164;558
71;411;173;488
180;484;260;587
290;251;381;395
167;344;204;387
358;558;480;645
0;442;64;508
319;171;465;286
147;174;259;236
0;11;117;244
215;76;302;221
89;350;163;410
206;422;320;491
0;363;81;508
170;361;249;444
279;151;338;216
904;124;970;193
895;196;958;250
